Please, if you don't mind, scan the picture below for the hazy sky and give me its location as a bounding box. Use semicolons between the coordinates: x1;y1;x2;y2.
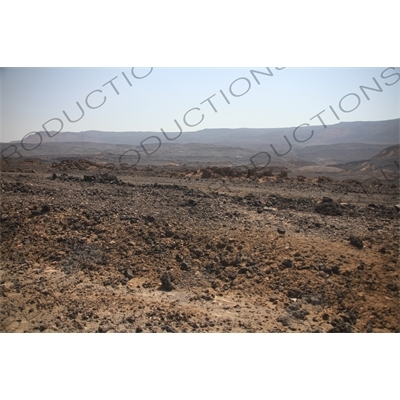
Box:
1;67;399;143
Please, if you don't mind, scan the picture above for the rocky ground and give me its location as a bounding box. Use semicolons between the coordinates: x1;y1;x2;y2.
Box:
1;159;399;332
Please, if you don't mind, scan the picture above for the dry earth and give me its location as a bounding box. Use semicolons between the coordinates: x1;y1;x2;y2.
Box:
1;160;399;332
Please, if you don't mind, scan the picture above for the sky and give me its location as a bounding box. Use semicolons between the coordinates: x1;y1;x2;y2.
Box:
1;67;399;143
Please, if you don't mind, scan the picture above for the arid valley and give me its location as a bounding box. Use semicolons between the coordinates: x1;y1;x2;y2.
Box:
1;132;399;332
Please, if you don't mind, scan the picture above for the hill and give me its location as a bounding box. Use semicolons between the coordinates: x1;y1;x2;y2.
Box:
334;144;400;173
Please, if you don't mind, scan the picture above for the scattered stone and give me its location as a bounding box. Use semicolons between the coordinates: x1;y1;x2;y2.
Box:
315;198;342;216
143;215;155;223
83;174;122;185
387;283;398;292
98;325;109;333
191;248;203;258
287;289;302;299
180;262;191;271
277;315;291;326
228;272;237;281
2;159;399;334
83;175;96;182
287;302;301;311
124;268;135;280
308;296;322;306
291;309;309;320
277;226;286;235
320;314;329;321
331;265;341;275
329;319;353;333
163;325;176;333
160;272;174;291
280;259;293;269
349;235;363;249
41;204;50;213
269;295;278;303
395;205;400;211
165;229;174;238
321;265;332;275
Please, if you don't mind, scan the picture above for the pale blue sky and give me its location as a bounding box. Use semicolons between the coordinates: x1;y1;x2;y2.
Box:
1;67;399;143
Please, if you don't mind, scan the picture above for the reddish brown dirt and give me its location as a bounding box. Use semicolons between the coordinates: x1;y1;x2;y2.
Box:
1;160;399;332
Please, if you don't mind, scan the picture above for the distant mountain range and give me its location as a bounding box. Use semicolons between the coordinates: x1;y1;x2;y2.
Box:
1;119;398;170
10;118;400;148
